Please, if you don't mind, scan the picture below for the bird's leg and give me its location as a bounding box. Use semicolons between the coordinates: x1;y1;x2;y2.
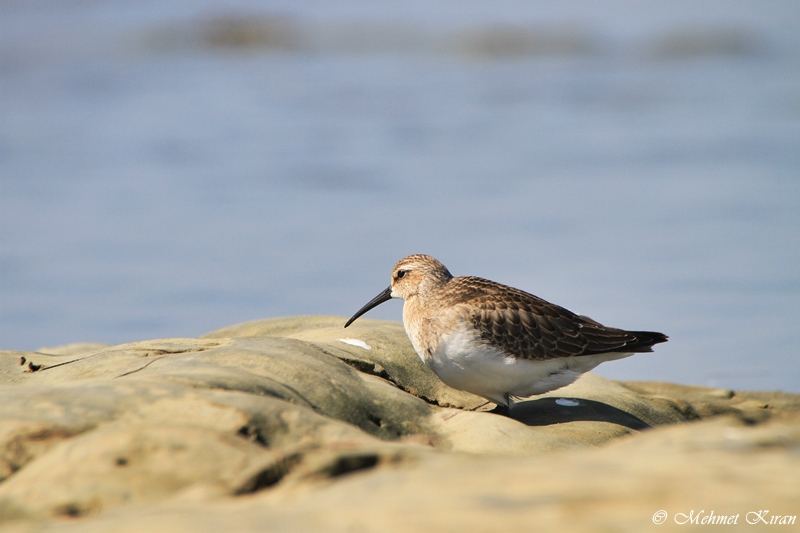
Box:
488;393;512;416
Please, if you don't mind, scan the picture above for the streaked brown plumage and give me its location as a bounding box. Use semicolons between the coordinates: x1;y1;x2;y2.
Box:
457;275;666;360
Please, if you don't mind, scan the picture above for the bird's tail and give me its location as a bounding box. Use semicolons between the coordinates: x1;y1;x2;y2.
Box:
628;331;668;352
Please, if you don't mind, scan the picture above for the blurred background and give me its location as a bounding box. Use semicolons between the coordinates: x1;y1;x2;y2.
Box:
1;1;798;392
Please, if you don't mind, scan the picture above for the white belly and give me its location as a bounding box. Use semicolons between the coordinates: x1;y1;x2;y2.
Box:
422;323;632;406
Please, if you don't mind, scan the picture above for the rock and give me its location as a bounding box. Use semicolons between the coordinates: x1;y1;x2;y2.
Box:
0;316;798;531
203;316;486;409
35;343;110;357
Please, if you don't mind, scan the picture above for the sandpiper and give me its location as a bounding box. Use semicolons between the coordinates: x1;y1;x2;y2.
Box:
344;254;667;414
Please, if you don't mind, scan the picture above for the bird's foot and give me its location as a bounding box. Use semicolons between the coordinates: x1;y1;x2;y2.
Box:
488;403;510;416
468;400;493;412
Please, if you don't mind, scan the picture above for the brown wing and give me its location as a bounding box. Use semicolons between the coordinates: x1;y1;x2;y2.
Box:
450;276;667;361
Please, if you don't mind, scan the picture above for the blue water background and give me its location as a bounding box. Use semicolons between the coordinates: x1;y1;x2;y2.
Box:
2;1;799;392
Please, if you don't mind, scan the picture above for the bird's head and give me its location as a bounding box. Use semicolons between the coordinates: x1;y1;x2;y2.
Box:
344;254;453;328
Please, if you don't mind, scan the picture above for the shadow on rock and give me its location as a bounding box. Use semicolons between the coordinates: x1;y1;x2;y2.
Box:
510;397;651;430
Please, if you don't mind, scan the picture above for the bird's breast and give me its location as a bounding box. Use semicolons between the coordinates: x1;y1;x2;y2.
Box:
401;298;455;367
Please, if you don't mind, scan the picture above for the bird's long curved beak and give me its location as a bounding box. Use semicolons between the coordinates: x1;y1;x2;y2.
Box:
344;286;393;328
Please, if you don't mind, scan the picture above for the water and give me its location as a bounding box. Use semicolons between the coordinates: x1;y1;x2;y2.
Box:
2;1;799;393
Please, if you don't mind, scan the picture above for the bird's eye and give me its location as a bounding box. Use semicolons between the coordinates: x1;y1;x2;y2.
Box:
396;269;407;280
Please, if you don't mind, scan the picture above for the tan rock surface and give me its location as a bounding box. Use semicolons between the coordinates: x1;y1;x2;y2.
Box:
1;316;797;531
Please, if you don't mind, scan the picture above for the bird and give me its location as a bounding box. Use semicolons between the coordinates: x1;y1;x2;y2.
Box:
344;254;667;414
